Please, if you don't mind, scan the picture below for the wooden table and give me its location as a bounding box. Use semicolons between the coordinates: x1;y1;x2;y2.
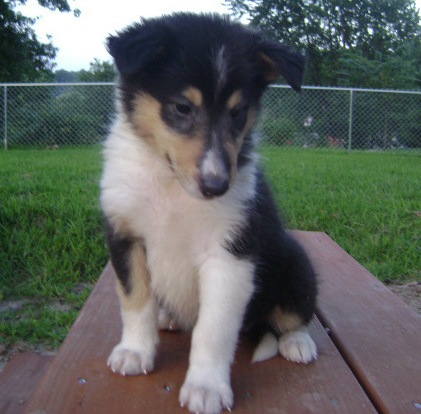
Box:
22;232;421;413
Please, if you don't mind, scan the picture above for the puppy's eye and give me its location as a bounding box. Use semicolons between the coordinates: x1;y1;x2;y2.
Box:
230;108;241;119
230;106;247;120
174;103;192;116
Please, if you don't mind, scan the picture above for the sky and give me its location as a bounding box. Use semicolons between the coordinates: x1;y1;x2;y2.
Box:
18;0;231;71
17;0;421;72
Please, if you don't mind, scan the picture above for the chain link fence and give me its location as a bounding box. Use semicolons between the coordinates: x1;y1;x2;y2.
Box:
1;83;420;150
1;83;115;149
260;86;421;151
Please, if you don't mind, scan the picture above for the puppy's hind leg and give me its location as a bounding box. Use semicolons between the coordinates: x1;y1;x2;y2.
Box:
271;308;317;364
273;233;318;364
106;226;159;376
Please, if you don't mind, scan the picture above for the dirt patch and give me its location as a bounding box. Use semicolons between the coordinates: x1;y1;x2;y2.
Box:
386;281;421;314
0;299;30;313
0;283;95;372
71;282;93;296
48;300;72;313
0;297;72;372
0;341;56;372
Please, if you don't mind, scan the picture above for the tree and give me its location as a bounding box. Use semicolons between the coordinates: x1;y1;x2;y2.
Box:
226;0;421;87
0;0;79;82
55;69;79;83
337;48;420;89
78;59;116;82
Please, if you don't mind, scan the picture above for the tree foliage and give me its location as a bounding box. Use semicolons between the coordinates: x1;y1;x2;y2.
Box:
55;69;79;83
7;82;115;147
0;0;77;82
78;59;116;82
337;45;420;89
226;0;421;87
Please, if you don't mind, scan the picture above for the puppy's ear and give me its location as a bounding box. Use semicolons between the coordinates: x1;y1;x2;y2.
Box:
107;22;168;76
257;41;305;91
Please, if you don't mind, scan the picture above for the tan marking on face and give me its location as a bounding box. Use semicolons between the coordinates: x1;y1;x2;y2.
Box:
243;107;258;136
131;93;205;189
116;241;151;311
170;135;204;181
182;87;203;107
131;93;165;152
226;90;243;110
225;91;256;178
223;106;257;180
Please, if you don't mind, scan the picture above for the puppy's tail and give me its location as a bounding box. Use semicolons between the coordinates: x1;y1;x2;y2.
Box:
251;332;279;363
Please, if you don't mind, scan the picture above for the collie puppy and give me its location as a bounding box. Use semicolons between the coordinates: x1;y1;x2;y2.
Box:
101;13;317;414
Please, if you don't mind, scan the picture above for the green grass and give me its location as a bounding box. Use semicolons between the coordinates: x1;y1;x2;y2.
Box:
261;147;420;282
0;146;420;349
0;147;108;348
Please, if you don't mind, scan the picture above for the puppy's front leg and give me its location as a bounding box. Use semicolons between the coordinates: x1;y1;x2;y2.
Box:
180;257;255;414
107;228;159;376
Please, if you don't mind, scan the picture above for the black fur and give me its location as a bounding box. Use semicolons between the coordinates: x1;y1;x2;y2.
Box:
106;222;134;295
225;172;317;333
107;13;305;116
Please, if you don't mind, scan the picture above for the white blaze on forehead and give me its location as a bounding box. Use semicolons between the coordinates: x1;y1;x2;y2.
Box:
214;46;228;95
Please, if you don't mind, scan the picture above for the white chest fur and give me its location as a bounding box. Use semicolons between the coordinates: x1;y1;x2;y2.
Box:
101;120;257;328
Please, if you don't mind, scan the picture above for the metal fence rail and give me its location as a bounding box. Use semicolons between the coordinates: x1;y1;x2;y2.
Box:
1;83;420;150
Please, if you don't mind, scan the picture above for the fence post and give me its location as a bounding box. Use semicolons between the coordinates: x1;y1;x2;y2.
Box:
3;85;7;150
348;89;354;153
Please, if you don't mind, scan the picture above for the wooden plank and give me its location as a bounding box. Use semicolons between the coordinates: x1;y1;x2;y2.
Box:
0;353;53;414
26;261;376;413
293;231;421;414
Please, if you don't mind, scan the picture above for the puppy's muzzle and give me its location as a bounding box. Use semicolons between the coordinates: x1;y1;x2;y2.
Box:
199;142;230;198
199;172;229;198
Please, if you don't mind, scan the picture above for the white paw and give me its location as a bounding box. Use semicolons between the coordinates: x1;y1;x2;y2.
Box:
252;332;279;363
278;330;317;364
179;379;233;414
107;344;155;376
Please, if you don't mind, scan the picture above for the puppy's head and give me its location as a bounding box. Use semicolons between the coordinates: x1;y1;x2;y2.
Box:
108;13;304;199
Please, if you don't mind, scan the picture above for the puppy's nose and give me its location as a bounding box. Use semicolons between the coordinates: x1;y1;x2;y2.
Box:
199;174;229;198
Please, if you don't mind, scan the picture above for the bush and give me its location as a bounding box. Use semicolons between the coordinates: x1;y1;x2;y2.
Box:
260;116;298;145
7;85;114;148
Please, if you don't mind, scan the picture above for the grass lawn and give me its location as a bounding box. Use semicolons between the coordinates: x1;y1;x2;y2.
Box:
0;147;107;348
0;146;420;349
261;147;420;283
